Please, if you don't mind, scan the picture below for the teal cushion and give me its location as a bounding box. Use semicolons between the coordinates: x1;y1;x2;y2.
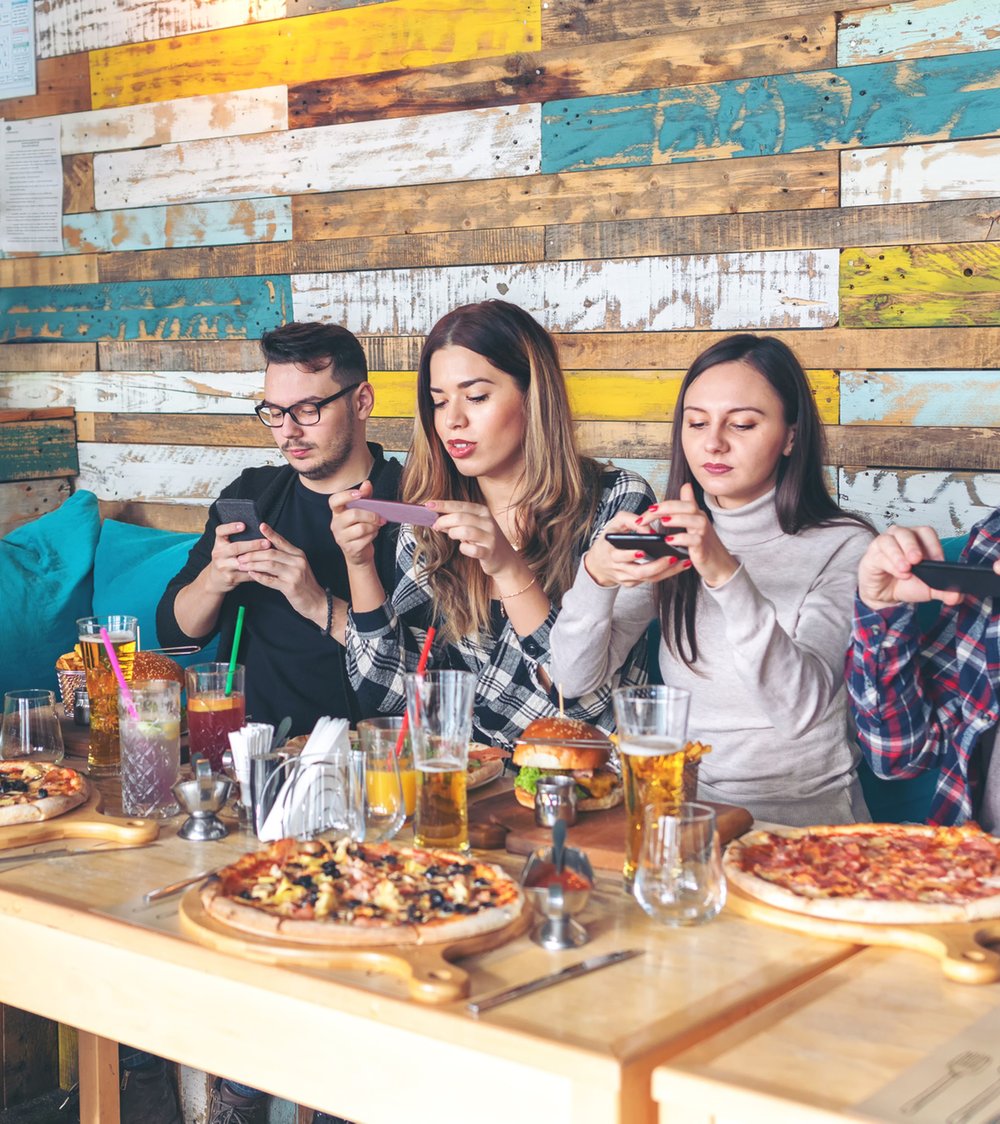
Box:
0;490;101;696
93;520;218;667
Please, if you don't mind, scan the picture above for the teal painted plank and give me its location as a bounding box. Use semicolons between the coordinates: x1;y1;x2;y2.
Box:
0;199;293;259
838;0;1000;65
541;49;1000;173
0;277;291;342
840;370;1000;426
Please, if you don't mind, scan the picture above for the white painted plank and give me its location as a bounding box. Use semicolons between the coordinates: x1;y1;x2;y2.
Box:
839;467;1000;535
841;138;1000;205
36;0;284;61
838;0;1000;64
93;105;541;209
28;87;287;156
840;370;1000;426
291;251;840;334
77;443;285;504
0;370;265;413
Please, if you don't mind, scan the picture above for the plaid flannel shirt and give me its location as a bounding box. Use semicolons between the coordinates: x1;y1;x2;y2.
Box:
345;468;655;750
847;508;1000;825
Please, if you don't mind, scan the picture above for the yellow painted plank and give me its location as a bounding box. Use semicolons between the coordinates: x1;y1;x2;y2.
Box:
369;369;838;423
90;0;540;109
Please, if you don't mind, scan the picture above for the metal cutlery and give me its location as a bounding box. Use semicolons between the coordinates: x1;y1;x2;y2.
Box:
901;1050;991;1115
947;1067;1000;1124
0;843;153;870
143;866;223;903
466;948;642;1015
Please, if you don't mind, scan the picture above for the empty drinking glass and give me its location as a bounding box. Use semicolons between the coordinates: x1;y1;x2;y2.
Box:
1;690;65;763
633;802;725;926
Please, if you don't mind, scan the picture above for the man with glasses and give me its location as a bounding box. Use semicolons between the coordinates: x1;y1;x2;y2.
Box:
157;320;402;742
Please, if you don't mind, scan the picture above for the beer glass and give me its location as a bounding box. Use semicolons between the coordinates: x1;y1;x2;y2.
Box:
118;680;180;817
1;689;65;763
186;662;246;771
634;802;725;925
404;670;475;853
76;615;138;776
612;685;691;889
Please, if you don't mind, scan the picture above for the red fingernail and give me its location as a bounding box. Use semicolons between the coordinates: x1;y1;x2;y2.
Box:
660;515;672;523
634;551;645;559
634;516;643;525
647;504;658;512
683;559;693;568
665;535;674;542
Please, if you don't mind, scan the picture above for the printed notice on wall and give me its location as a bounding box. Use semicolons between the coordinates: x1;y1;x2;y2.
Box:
0;0;35;99
1;119;64;253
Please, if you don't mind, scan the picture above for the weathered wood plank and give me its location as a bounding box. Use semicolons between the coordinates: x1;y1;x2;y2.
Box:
34;87;288;157
829;426;1000;471
0;480;73;538
546;196;1000;260
0;1006;59;1109
841;243;1000;327
0;52;90;122
0;278;291;343
95;226;544;284
289;16;833;127
0;408;76;422
90;0;540;109
541;49;1000;173
293;151;839;240
839;467;1000;534
292;251;840;334
98;341;265;372
94;105;541;210
838;0;1000;65
64;154;95;215
0;419;79;482
97;499;214;533
841;137;1000;205
540;0;893;45
0;343;96;371
37;0;284;61
0;257;98;288
840;369;1000;426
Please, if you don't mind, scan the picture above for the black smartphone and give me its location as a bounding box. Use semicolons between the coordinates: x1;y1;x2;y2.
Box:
605;532;689;559
216;498;264;543
912;560;1000;599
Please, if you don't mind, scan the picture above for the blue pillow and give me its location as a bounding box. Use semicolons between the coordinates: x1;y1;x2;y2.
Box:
93;519;218;666
0;490;100;696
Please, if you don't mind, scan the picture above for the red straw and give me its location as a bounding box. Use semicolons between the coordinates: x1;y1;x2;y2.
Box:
395;625;436;758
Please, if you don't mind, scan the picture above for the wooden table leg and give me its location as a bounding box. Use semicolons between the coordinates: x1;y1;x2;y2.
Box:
78;1030;119;1124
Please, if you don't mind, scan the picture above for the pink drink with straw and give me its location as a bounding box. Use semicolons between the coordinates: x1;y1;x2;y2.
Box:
118;680;181;817
185;662;246;770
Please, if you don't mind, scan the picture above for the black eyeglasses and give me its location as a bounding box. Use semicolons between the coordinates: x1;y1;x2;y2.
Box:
254;383;361;427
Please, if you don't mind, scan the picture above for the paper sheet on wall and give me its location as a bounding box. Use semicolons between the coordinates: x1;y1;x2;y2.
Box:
1;118;64;253
0;0;35;99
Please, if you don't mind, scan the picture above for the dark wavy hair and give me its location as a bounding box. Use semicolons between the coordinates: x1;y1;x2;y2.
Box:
658;334;871;667
259;321;367;387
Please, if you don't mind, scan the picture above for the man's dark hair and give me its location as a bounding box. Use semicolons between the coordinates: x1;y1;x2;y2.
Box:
260;322;368;386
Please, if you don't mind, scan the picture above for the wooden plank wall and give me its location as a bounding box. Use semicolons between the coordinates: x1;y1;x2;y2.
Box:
0;0;998;538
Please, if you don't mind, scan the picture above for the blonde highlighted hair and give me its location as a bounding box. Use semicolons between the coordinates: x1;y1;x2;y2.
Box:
402;300;602;644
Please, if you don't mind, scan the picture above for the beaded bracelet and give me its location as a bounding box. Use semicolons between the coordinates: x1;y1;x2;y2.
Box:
319;587;334;637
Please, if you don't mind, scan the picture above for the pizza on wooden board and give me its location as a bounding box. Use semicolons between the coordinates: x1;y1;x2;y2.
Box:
201;836;525;946
724;822;1000;925
0;762;89;827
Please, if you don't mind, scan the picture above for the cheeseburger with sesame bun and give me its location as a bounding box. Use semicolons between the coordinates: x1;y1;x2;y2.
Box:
512;716;623;812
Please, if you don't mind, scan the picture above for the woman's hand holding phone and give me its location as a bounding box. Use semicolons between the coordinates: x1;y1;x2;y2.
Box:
425;500;521;579
588;511;688;588
329;481;385;568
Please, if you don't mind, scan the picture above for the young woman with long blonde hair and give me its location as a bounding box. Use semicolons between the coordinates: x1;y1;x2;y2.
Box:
330;299;654;749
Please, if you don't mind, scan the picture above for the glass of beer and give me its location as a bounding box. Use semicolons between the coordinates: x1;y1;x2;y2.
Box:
186;662;246;771
612;685;691;889
404;670;475;853
76;615;138;776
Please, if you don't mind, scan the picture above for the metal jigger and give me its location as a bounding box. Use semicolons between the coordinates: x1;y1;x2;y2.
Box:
521;832;595;951
172;757;233;841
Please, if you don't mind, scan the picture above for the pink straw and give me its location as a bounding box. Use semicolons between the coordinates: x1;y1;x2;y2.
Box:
100;626;138;721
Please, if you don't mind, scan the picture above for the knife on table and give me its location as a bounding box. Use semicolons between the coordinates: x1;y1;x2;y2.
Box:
466;948;643;1015
0;844;152;869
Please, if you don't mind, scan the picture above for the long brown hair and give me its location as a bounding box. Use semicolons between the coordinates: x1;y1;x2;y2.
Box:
402;300;602;644
659;334;872;667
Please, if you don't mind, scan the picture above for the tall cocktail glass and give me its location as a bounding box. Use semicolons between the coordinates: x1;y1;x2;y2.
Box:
76;615;138;776
186;662;246;771
404;670;475;853
612;685;691;889
118;679;181;817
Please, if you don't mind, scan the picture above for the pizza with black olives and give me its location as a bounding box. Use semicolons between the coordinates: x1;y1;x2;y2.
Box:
200;836;524;946
0;762;89;826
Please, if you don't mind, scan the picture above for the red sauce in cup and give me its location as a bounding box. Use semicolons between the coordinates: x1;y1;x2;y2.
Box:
524;864;592;891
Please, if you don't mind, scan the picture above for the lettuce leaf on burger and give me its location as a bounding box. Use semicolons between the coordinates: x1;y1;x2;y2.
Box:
512;716;623;812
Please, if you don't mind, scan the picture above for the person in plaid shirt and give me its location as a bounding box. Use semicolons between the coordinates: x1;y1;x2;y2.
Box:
847;511;1000;827
330;300;654;749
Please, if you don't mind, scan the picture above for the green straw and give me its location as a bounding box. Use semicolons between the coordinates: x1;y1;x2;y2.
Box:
226;605;245;696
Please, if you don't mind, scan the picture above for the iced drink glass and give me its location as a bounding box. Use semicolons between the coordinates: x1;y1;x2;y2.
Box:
186;662;246;771
76;615;138;776
118;679;181;817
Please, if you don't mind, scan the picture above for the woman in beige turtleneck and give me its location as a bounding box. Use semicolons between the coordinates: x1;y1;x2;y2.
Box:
549;334;874;826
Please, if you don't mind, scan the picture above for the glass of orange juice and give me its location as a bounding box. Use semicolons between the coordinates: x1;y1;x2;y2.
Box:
356;717;409;842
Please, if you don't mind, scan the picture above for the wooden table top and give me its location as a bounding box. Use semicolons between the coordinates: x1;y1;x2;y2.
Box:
0;769;865;1124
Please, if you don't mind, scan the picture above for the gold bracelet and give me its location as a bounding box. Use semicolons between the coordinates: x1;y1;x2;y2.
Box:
498;576;538;602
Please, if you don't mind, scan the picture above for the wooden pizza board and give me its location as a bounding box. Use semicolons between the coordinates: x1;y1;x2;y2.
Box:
726;880;1000;985
178;887;531;1004
468;790;753;871
0;787;160;849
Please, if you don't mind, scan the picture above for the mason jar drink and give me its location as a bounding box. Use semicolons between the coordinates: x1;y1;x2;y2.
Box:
76;615;138;776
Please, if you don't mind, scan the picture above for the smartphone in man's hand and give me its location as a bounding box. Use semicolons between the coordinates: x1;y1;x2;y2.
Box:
216;498;264;543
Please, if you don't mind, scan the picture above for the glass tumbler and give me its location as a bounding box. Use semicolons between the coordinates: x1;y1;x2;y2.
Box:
357;718;409;841
118;679;181;817
1;689;65;763
633;802;725;926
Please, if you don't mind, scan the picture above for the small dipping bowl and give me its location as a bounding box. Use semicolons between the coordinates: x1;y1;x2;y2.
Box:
172;762;233;841
521;844;595;950
534;773;578;828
